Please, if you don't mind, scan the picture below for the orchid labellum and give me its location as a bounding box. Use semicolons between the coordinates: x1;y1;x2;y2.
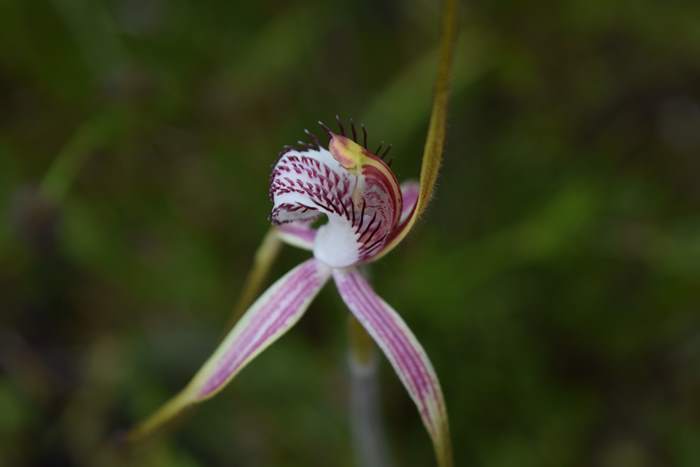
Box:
129;1;458;465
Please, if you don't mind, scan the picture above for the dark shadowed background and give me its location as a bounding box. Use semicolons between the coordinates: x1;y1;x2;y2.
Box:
1;0;700;466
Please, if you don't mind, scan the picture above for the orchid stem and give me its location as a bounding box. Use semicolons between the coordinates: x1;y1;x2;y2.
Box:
348;315;375;367
348;340;393;467
348;267;393;467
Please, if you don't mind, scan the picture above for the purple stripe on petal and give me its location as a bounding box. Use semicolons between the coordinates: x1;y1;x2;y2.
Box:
214;261;317;375
223;279;317;380
277;222;317;250
345;272;423;395
192;259;330;399
333;268;451;465
400;181;419;223
346;273;435;427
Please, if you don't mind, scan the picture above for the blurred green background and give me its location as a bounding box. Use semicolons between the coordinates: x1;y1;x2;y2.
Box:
1;0;700;466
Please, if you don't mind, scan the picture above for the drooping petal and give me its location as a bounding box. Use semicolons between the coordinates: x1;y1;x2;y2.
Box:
269;145;401;267
333;268;452;467
276;221;316;250
128;259;331;440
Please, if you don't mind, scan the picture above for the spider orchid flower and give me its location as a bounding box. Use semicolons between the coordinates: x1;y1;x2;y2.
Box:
129;125;451;465
268;127;451;465
129;2;458;465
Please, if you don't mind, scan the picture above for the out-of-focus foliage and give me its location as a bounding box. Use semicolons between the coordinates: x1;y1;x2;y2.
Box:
1;1;699;466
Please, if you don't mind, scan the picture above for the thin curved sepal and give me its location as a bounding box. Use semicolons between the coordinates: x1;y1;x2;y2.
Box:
374;0;459;261
333;268;453;467
127;258;331;441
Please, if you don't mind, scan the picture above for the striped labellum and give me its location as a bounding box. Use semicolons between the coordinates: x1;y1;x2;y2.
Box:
269;129;405;268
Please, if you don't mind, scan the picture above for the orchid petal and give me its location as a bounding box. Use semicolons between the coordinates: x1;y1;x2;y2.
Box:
276;221;316;250
269;146;401;267
374;0;458;261
333;268;452;467
400;181;419;224
128;258;331;440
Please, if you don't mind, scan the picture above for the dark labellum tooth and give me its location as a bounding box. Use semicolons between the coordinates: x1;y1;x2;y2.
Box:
376;142;384;156
335;114;345;136
318;120;332;137
361;124;368;148
382;144;392;158
304;128;321;148
350;118;357;142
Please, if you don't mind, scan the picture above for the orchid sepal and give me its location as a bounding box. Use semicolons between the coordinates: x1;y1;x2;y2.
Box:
372;0;458;261
333;267;452;467
128;258;331;440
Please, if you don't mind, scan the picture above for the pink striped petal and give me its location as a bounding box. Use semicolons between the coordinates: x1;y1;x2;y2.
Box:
129;260;331;440
333;268;452;467
276;221;316;250
400;181;419;223
193;259;330;398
